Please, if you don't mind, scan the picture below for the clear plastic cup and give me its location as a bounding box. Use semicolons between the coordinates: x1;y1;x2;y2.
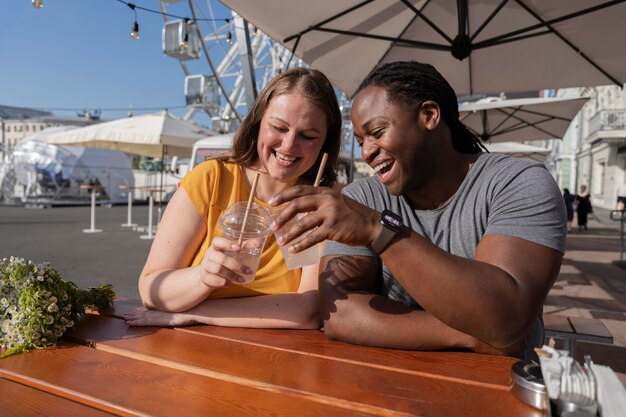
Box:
268;205;322;270
218;202;273;283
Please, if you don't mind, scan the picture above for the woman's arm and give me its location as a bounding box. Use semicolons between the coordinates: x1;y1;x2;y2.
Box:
127;262;320;329
138;187;249;312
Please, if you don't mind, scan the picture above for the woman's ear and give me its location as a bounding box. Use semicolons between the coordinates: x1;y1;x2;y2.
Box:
419;100;441;131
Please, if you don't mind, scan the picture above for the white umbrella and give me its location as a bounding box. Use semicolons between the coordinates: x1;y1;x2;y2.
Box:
483;141;550;162
458;96;589;143
46;111;211;159
222;0;626;97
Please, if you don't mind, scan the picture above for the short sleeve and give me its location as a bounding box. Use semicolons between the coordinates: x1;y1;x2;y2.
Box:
485;163;567;253
179;159;221;223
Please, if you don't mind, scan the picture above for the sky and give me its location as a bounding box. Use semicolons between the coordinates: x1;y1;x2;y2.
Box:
0;0;234;126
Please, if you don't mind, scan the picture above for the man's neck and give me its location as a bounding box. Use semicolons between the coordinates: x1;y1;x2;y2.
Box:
405;153;478;210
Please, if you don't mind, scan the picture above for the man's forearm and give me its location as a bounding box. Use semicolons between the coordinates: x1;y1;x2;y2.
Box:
322;292;479;351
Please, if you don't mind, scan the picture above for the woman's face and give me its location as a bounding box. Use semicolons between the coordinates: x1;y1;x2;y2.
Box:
256;92;327;184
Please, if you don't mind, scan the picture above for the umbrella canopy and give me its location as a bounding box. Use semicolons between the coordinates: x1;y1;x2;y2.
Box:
458;96;589;143
222;0;626;97
46;111;211;159
483;141;550;162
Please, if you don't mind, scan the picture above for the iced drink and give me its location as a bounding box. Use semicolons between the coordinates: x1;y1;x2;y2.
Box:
218;202;272;283
269;205;322;270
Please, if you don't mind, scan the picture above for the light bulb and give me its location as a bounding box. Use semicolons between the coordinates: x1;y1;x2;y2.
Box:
32;0;43;9
131;21;139;40
226;31;233;45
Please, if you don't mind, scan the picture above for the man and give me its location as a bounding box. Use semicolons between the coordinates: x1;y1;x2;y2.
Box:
270;61;566;359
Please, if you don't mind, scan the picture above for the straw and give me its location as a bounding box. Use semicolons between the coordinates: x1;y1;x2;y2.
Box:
313;153;329;187
238;171;261;246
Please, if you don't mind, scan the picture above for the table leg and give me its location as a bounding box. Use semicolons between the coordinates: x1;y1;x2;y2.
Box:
140;195;155;240
83;190;103;233
121;190;137;227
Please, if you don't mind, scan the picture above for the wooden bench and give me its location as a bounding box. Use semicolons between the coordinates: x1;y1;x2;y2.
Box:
543;314;613;356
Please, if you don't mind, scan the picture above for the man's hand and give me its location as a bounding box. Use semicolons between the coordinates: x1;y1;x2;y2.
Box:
269;185;381;252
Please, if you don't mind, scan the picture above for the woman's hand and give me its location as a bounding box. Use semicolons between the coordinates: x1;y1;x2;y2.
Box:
198;236;250;290
124;307;197;327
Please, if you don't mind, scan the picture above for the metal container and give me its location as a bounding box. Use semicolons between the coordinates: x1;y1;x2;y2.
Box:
557;393;598;417
511;361;549;410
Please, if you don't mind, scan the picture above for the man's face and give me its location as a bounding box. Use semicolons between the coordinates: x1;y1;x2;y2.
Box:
351;86;435;196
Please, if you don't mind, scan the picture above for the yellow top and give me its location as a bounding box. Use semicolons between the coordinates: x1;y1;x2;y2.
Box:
179;159;301;298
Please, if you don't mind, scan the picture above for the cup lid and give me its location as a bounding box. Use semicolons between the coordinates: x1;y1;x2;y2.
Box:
219;202;272;238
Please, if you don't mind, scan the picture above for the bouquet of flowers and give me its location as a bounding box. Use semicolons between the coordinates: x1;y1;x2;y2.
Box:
0;256;115;358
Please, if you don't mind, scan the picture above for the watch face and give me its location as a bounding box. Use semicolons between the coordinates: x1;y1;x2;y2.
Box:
382;210;402;232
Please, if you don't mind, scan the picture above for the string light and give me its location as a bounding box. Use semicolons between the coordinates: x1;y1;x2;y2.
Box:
131;20;140;40
115;0;229;23
32;0;43;9
113;1;229;42
127;3;139;40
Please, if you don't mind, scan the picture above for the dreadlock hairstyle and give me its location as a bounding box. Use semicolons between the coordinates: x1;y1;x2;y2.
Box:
354;61;487;154
229;67;341;186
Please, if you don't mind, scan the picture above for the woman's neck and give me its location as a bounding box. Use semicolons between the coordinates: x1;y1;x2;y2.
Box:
242;166;297;203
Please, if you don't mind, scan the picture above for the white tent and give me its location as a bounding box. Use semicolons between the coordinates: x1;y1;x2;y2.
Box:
4;126;134;204
46;111;211;159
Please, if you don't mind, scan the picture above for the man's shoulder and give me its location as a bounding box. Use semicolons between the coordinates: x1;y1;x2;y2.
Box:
472;153;552;187
341;176;392;208
342;176;387;196
475;152;545;173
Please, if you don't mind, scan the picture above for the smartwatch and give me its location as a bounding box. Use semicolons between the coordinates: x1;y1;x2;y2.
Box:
369;210;404;254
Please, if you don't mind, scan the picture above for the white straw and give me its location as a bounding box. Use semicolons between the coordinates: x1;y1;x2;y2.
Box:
238;171;261;246
314;153;329;187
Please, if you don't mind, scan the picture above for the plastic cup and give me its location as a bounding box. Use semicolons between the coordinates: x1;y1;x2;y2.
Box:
269;205;322;270
218;202;272;283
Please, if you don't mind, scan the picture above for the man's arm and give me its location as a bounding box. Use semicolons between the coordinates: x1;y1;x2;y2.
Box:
379;231;562;351
273;185;563;351
319;255;523;354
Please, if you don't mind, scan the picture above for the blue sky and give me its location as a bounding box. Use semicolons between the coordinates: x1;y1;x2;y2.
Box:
1;0;233;125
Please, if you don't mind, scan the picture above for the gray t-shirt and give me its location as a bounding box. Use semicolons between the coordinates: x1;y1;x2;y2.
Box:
324;153;567;358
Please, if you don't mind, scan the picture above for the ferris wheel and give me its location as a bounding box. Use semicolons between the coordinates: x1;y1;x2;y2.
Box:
157;0;356;182
157;0;306;133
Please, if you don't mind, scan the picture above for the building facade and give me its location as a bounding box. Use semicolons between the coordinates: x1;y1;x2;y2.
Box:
547;86;626;224
0;105;100;159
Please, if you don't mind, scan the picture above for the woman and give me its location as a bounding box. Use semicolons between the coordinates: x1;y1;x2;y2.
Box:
576;184;592;231
124;67;341;329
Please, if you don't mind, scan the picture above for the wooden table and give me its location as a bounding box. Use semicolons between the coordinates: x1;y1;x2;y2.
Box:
0;300;543;417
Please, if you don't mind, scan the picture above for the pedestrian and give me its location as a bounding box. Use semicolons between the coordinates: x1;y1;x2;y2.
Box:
124;67;341;329
563;188;575;232
576;184;592;231
270;61;566;360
